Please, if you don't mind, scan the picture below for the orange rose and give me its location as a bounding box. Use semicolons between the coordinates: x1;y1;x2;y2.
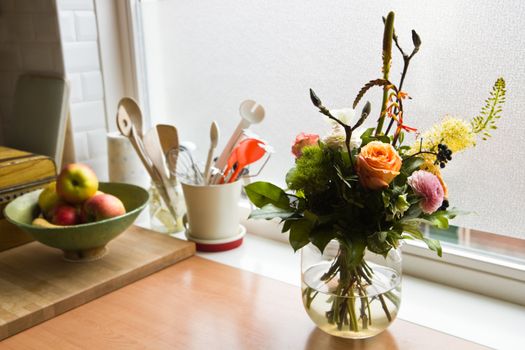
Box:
356;141;402;190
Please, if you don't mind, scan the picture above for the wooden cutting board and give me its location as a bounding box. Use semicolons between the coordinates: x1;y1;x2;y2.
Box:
0;225;195;340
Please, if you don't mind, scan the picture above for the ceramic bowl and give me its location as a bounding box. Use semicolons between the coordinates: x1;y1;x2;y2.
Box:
3;182;149;261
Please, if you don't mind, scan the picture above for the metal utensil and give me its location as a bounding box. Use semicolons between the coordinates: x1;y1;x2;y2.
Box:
177;144;203;184
211;100;265;183
204;121;219;184
156;124;179;179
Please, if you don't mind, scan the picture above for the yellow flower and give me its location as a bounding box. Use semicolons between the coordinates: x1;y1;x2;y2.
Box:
411;116;476;157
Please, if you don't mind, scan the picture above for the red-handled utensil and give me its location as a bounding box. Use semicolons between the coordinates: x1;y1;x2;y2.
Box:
227;138;267;183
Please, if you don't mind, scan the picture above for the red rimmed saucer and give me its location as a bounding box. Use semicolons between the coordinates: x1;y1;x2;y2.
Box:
185;225;246;252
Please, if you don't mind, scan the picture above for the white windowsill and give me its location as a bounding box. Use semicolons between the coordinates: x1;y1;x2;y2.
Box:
172;231;524;350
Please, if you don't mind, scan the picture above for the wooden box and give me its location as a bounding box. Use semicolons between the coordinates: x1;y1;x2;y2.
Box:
0;146;56;252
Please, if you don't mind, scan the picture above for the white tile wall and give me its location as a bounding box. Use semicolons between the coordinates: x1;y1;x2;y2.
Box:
73;130;88;160
0;0;108;178
56;0;93;11
86;128;107;156
81;70;103;101
57;0;108;179
74;11;96;41
70;100;105;131
58;11;75;41
68;72;82;102
62;41;99;72
0;0;63;143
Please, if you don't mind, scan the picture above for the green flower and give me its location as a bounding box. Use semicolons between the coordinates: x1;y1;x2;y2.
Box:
286;145;331;195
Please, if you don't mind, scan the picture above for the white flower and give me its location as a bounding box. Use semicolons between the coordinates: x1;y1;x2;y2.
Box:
323;108;359;150
323;124;360;150
329;108;355;125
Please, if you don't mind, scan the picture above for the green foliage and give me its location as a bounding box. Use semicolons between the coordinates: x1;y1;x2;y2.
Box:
289;219;313;251
471;77;506;140
360;127;390;146
248;204;295;220
245;181;290;209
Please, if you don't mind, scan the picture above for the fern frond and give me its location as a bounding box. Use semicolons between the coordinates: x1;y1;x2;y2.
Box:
471;77;506;139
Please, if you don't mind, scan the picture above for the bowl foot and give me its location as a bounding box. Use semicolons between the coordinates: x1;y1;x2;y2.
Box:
62;246;108;262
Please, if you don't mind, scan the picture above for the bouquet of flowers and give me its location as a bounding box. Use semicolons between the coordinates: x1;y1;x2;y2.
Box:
245;11;506;337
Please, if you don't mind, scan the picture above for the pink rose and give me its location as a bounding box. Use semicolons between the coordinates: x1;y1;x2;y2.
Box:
407;170;445;214
291;133;319;158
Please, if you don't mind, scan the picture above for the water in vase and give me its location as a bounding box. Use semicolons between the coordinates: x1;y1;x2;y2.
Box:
302;261;401;339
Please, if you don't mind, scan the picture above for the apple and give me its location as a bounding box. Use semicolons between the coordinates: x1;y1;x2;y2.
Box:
38;182;61;219
52;204;81;225
56;163;99;204
83;193;126;222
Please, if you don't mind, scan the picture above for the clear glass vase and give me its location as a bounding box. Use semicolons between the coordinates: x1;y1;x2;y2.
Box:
148;180;185;233
301;240;402;339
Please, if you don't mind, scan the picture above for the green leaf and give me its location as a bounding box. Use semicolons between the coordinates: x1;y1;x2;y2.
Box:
289;219;313;252
348;240;367;267
245;181;290;209
428;214;449;229
248;204;295;220
401;223;425;239
360;127;375;146
401;157;424;175
282;220;293;233
367;233;391;256
309;225;336;253
423;237;442;257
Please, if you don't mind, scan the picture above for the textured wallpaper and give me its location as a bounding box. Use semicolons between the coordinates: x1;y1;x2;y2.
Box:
141;1;525;238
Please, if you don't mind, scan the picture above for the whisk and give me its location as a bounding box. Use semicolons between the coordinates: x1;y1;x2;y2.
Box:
176;144;204;184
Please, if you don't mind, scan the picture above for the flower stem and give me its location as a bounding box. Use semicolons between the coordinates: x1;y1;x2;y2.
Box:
376;12;395;136
379;294;393;322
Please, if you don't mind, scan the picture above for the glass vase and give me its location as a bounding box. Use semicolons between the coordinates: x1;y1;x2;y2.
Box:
301;240;402;339
149;180;185;233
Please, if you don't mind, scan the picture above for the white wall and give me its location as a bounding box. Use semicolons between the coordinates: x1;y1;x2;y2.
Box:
57;0;107;179
141;1;525;238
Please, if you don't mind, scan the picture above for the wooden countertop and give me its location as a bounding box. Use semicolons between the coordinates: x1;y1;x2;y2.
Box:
1;256;487;349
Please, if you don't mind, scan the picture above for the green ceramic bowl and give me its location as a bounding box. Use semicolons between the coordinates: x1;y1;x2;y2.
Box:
4;182;149;261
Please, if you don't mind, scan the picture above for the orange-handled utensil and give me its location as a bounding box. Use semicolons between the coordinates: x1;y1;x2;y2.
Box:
227;138;267;183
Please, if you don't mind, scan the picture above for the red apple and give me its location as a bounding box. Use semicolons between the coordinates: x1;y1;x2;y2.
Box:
52;204;81;225
56;163;99;204
83;193;126;222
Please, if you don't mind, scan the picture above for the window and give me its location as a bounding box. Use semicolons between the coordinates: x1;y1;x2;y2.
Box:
126;0;525;304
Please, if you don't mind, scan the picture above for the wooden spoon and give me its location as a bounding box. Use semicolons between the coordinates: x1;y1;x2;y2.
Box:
156;124;179;180
204;121;219;184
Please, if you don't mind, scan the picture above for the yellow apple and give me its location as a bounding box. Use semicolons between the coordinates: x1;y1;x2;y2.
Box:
56;163;99;204
38;182;61;219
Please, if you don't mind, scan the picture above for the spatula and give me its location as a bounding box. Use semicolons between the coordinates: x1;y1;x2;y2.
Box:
156;124;179;180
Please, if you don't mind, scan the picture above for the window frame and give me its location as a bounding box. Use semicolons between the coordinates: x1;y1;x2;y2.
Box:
118;0;525;306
